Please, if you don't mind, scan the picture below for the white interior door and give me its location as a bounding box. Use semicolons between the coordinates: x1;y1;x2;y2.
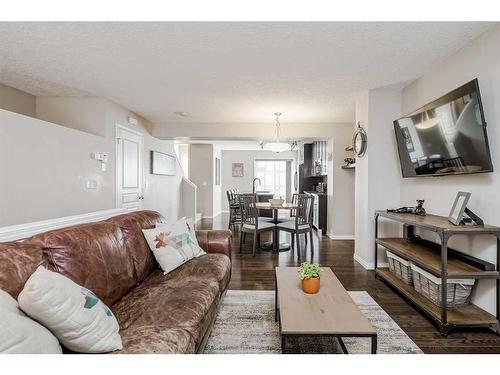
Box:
116;125;144;210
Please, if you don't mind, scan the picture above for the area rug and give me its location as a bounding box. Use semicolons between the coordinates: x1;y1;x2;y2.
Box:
204;290;422;354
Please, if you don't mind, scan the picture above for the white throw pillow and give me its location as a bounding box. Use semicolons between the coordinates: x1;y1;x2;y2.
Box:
156;217;201;248
18;266;122;353
145;218;206;274
185;217;200;248
0;289;62;354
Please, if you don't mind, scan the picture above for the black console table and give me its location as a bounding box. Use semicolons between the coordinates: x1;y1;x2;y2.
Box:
374;210;500;336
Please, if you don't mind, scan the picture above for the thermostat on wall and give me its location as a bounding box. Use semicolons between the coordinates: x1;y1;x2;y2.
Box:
91;152;109;171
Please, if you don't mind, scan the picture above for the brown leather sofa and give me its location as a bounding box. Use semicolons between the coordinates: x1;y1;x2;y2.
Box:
0;210;232;354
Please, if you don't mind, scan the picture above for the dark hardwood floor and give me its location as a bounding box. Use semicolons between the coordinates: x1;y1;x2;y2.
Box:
199;213;500;354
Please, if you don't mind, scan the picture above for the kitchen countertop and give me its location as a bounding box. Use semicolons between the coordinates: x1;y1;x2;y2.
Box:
304;191;327;196
240;192;273;195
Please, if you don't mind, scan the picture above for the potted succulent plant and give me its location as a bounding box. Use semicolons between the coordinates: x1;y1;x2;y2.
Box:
299;262;322;294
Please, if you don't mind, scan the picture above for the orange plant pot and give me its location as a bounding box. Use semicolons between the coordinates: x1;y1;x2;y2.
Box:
302;277;320;294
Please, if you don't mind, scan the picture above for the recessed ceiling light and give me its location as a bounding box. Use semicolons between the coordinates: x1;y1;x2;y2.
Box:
174;111;189;117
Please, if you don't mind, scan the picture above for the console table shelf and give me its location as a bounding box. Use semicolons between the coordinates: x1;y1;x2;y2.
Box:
376;238;499;279
374;210;500;336
377;268;498;326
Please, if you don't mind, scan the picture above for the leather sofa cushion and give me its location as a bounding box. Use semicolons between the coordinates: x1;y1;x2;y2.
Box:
106;210;164;282
0;242;46;298
113;276;220;343
117;326;195;354
28;222;135;306
142;253;231;293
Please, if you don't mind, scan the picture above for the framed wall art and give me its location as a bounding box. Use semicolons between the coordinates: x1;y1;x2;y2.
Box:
215;158;221;185
151;151;176;176
232;163;244;177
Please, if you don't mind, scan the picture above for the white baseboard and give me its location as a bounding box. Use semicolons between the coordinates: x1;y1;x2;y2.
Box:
0;208;130;242
326;232;355;240
202;211;222;219
353;253;388;270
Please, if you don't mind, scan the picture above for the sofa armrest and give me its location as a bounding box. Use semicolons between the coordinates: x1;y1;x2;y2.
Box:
195;230;232;258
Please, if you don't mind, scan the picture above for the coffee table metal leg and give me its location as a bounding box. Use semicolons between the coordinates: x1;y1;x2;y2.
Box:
338;337;349;354
275;274;278;322
371;334;377;354
281;335;285;354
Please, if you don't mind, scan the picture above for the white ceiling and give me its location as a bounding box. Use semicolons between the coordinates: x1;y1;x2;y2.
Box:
0;22;495;123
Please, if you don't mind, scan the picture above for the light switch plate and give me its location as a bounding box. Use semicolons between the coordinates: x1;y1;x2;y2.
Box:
86;179;98;189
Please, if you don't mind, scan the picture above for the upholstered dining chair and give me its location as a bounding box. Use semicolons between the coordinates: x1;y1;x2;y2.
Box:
238;193;275;256
276;194;314;257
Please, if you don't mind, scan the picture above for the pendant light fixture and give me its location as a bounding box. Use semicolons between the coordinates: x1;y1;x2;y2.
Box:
416;110;439;129
264;112;291;153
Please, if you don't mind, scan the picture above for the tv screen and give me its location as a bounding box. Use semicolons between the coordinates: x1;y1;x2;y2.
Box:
394;79;493;177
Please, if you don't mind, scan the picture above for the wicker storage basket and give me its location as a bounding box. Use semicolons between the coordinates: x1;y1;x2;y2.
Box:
386;251;413;285
410;264;475;308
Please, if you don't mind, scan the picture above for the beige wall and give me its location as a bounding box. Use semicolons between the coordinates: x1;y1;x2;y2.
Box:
0;83;36;117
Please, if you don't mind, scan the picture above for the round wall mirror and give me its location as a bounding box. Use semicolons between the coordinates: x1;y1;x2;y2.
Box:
352;122;367;157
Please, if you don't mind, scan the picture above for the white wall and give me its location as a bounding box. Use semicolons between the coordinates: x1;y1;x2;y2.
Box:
399;25;500;314
327;125;356;238
0;83;36;118
220;149;298;211
354;85;403;269
153;121;356;140
189;144;214;218
0;96;183;226
220;139;355;239
155;120;356;237
0;109;114;225
36;97;107;137
213;145;222;217
143;135;182;222
104;99;183;222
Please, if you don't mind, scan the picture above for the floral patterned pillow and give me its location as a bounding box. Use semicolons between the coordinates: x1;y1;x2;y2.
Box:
143;218;206;274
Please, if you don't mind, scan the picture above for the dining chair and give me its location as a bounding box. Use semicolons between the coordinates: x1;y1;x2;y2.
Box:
289;193;299;218
276;194;314;257
227;189;241;230
238;193;275;256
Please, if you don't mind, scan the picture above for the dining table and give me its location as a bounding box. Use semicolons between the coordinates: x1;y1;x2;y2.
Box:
255;202;299;252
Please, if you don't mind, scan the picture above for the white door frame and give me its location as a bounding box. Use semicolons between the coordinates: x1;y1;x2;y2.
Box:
115;123;145;209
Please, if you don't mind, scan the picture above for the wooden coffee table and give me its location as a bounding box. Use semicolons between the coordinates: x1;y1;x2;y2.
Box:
275;267;377;354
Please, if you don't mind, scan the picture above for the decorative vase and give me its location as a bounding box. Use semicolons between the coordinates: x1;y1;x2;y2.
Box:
302;277;320;294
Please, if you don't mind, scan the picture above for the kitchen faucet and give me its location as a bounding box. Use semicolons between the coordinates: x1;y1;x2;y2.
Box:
252;177;261;194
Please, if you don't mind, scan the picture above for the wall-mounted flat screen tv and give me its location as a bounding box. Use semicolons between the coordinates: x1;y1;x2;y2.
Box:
394;79;493;177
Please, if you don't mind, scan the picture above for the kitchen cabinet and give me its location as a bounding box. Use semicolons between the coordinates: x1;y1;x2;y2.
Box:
302;143;314;177
298;143;305;165
312;141;327;176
